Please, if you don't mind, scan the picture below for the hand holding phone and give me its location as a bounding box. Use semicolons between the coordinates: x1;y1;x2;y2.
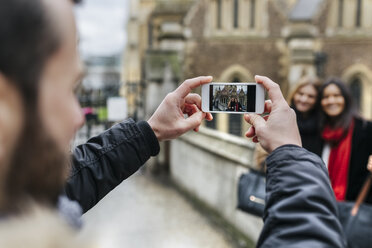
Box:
201;82;265;114
244;75;302;153
148;76;213;141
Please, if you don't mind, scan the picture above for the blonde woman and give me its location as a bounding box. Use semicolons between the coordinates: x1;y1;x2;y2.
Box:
288;76;322;156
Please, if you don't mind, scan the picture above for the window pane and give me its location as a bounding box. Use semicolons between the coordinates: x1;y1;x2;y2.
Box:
350;78;362;111
356;0;362;27
338;0;344;27
250;0;256;28
205;117;217;129
217;0;222;29
229;114;242;136
234;0;239;28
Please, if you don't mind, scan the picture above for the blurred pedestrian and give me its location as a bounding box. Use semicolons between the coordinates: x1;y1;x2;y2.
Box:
288;76;323;156
319;78;372;203
82;107;97;138
0;205;94;248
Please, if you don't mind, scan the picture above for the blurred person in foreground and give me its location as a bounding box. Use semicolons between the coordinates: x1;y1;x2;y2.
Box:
0;0;212;225
245;75;346;247
0;205;93;248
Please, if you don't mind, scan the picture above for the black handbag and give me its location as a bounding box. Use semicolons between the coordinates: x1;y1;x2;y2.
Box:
337;173;372;248
237;169;266;217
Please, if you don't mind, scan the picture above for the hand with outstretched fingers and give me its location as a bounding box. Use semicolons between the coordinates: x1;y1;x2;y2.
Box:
148;76;213;141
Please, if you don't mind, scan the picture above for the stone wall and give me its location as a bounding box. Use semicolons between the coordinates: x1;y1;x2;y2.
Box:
169;127;264;242
323;39;372;77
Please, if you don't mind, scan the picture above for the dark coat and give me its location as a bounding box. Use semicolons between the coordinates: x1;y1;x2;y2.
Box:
295;110;372;203
346;118;372;203
64;119;160;212
258;145;346;247
295;109;323;157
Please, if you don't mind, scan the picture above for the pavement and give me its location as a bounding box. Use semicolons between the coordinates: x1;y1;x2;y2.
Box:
80;172;235;248
74;124;237;248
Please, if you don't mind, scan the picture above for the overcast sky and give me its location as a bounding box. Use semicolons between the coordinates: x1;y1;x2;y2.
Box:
75;0;130;57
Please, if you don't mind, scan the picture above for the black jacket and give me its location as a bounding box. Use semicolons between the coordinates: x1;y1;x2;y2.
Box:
294;108;323;157
295;112;372;203
258;145;346;248
64;119;160;212
346;118;372;203
65;121;346;246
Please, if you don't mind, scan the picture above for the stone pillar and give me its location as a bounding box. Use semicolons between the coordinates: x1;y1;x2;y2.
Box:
283;23;320;92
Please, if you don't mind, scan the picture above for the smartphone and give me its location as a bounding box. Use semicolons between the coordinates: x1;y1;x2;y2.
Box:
201;82;265;114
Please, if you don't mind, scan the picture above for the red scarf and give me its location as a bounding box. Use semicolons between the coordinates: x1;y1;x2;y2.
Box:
322;120;354;201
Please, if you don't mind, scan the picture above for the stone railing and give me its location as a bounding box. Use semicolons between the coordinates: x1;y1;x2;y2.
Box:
169;126;263;243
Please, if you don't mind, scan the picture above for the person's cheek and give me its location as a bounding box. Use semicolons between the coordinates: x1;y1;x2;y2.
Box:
70;96;84;135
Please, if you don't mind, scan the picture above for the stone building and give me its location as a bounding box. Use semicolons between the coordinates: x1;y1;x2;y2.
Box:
121;0;157;121
122;0;372;136
121;0;372;243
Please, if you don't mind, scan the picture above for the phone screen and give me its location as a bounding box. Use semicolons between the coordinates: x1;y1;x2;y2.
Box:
209;84;256;112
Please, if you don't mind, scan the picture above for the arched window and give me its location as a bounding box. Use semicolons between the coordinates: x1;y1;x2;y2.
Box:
350;77;362;111
338;0;344;27
250;0;256;28
356;0;362;27
233;0;239;28
217;0;222;29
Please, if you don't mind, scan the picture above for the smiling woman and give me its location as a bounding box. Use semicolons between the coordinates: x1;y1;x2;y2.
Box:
318;78;372;207
287;76;322;156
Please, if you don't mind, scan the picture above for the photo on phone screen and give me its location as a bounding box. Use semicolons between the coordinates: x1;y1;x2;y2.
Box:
209;84;256;112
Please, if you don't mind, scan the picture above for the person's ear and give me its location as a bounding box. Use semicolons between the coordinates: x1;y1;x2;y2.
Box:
0;73;24;165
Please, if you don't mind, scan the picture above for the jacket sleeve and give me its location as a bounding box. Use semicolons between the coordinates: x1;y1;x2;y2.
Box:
257;145;346;248
64;119;160;213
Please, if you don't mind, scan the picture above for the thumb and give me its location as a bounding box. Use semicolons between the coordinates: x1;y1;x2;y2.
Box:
244;114;266;130
183;110;205;131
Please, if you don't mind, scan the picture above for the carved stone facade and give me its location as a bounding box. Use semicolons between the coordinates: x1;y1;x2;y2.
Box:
122;0;372;132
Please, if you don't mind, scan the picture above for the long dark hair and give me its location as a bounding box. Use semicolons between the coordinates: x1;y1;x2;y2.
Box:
0;0;81;113
318;78;358;130
0;0;81;213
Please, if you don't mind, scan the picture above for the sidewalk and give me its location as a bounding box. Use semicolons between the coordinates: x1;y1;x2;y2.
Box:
80;171;236;248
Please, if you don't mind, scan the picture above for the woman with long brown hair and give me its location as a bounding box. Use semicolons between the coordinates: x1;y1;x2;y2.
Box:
319;78;372;203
